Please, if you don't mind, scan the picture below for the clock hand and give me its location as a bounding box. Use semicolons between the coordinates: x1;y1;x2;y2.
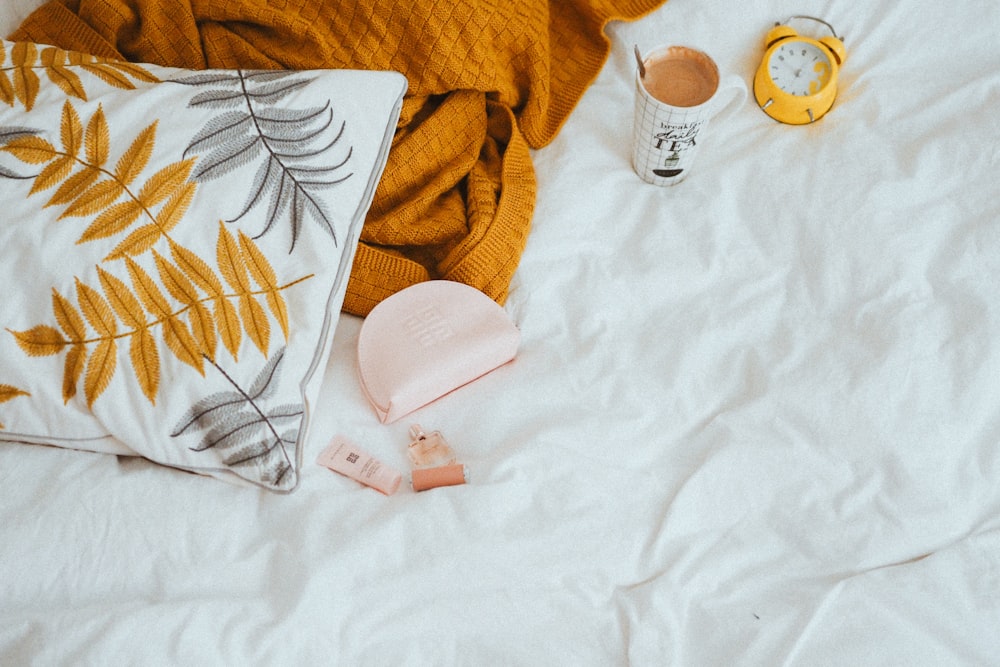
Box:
779;59;802;78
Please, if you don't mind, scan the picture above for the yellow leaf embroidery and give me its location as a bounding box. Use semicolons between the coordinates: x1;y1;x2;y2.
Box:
238;231;279;288
106;223;162;260
4;102;196;262
2;43;154;110
169;241;239;358
216;224;251;293
78;64;134;90
0;385;30;403
49;168;100;210
170;241;225;297
20;102;83;196
154;249;200;304
60;100;83;157
98;267;146;329
0;74;12;107
50;62;86;100
51;289;87;343
216;297;242;361
77;200;142;248
215;224;263;355
85;105;110;168
2;135;56;164
103;60;159;84
271;291;290;341
138;159;195;208
238;294;270;355
10;325;66;356
170;242;239;358
2;80;317;405
63;180;127;220
63;344;86;403
10;42;40;110
126;258;173;318
130;327;160;404
84;338;116;407
163;315;205;374
153;250;217;359
40;46;86;100
79;61;157;90
239;231;289;339
126;259;203;373
75;278;117;338
114;121;157;185
29;155;75;196
0;46;13;105
157;182;196;233
189;301;218;362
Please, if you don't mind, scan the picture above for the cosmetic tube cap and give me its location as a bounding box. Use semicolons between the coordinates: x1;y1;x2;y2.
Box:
411;464;468;491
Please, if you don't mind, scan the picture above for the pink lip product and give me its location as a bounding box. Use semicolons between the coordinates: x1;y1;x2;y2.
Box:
407;424;468;492
316;435;402;495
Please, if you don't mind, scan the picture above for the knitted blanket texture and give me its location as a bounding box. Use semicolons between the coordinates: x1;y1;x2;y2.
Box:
11;0;667;315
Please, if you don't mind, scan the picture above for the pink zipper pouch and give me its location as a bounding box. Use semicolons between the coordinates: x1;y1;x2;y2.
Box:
357;281;520;423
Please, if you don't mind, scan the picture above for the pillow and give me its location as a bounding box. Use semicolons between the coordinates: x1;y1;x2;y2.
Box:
0;39;406;492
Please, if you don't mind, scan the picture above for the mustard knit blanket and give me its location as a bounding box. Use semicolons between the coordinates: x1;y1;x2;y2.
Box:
11;0;667;315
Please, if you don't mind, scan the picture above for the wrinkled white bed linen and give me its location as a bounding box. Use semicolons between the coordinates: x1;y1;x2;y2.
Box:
3;0;999;664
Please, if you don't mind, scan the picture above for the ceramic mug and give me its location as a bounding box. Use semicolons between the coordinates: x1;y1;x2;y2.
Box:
632;44;746;185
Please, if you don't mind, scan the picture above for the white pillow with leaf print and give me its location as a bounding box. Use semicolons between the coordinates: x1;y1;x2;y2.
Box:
0;39;406;492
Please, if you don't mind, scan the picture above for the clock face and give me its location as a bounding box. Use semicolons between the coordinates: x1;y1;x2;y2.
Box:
767;40;832;96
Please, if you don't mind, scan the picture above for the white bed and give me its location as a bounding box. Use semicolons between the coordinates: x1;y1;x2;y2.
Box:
3;0;999;664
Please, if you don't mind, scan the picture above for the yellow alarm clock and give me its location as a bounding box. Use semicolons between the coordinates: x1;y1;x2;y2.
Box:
753;16;846;124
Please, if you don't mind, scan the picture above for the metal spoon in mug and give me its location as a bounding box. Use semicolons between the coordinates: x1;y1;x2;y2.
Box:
634;44;646;78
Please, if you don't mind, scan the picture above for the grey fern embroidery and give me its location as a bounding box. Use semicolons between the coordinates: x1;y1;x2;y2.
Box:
171;347;303;490
169;70;354;251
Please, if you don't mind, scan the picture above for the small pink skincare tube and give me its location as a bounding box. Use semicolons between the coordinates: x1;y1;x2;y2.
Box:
317;436;402;495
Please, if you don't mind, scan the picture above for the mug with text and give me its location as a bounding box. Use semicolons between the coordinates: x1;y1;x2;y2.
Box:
632;44;746;186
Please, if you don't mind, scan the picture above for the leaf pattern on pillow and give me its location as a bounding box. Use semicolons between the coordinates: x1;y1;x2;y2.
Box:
170;70;354;250
2;98;315;408
171;347;301;488
9;225;309;407
1;101;197;259
0;38;382;490
1;42;159;111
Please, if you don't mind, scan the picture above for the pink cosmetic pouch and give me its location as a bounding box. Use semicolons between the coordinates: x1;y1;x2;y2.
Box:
357;280;520;423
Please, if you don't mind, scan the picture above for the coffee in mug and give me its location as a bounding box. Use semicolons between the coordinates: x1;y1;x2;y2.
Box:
641;46;719;107
632;44;746;185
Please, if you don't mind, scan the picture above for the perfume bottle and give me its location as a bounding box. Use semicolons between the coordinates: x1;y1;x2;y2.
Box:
407;424;457;469
407;424;467;491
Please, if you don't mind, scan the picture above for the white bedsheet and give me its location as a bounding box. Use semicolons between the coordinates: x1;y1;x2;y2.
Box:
3;0;1000;664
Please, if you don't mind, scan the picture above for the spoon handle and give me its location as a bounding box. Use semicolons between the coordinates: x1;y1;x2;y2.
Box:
634;44;646;78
